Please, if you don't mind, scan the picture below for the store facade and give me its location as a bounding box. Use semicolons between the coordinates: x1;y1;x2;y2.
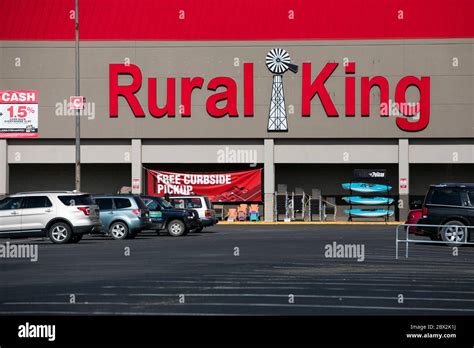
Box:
0;1;473;221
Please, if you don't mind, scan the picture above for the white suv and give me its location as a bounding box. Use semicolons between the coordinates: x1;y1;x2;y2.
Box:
0;191;102;244
168;195;217;232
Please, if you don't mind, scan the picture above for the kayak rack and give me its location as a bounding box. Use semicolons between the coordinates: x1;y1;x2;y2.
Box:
346;171;393;222
395;223;474;259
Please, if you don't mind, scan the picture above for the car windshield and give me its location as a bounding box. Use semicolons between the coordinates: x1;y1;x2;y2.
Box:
58;194;94;206
0;197;22;210
144;197;173;209
133;196;149;211
204;197;213;209
160;198;172;209
427;188;462;206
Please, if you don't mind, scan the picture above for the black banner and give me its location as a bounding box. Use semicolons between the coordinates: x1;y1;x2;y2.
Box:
0;315;473;346
354;169;387;179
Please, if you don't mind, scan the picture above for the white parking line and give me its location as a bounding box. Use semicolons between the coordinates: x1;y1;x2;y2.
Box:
140;279;471;288
3;302;160;305
221;274;474;283
0;310;243;316
178;302;474;312
3;301;474;312
50;292;474;302
371;288;474;295
100;285;308;290
101;283;474;294
97;284;474;294
188;276;474;284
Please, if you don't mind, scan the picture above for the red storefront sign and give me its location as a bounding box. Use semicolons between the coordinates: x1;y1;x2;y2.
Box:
109;62;430;132
147;169;262;202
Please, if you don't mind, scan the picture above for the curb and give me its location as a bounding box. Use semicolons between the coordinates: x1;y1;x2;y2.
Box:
217;221;401;225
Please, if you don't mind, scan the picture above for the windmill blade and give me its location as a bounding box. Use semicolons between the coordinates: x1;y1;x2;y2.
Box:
280;51;290;61
265;48;294;74
287;63;298;73
266;49;276;59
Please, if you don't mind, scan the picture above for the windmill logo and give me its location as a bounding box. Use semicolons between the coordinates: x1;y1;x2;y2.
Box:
266;48;298;132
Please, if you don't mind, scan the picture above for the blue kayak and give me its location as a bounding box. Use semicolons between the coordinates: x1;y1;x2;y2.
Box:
342;196;394;205
344;209;394;217
342;182;392;193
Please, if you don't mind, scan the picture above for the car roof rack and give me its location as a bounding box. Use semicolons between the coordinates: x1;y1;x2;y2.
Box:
92;193;135;196
434;183;474;188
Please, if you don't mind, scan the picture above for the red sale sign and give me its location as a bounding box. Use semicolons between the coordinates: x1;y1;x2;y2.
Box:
147;169;262;202
0;90;38;138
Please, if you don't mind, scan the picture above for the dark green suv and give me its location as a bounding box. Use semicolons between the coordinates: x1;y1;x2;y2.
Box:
141;196;201;237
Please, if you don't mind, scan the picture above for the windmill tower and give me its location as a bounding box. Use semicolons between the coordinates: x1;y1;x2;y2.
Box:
266;48;298;132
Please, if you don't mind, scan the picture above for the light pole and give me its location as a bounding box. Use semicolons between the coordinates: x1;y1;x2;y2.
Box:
74;0;81;191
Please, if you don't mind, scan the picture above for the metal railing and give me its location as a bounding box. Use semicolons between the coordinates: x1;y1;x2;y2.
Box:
396;223;474;259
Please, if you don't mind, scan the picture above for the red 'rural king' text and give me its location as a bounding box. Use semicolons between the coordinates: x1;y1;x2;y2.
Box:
109;62;430;132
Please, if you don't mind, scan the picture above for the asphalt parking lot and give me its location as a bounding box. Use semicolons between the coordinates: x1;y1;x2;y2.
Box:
1;224;474;315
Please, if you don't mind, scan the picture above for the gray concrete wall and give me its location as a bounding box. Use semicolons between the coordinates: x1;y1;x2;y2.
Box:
0;39;472;139
398;139;410;219
274;144;398;163
0;140;8;195
131;139;142;193
7;145;132;163
264;139;275;221
410;144;474;163
142;144;264;163
8;141;474;164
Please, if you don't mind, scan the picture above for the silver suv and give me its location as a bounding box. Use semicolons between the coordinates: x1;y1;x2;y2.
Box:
0;191;102;244
92;194;151;240
168;195;217;231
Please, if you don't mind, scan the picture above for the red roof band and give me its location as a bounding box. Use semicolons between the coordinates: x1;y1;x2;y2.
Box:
0;0;472;40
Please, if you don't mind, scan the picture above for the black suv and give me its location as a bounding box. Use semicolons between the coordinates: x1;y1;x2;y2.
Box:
418;183;474;243
141;195;201;237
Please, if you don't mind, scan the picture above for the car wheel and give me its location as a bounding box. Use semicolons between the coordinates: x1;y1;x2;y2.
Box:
109;221;129;240
191;227;204;233
49;222;72;244
440;220;468;244
167;220;186;237
69;234;83;243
